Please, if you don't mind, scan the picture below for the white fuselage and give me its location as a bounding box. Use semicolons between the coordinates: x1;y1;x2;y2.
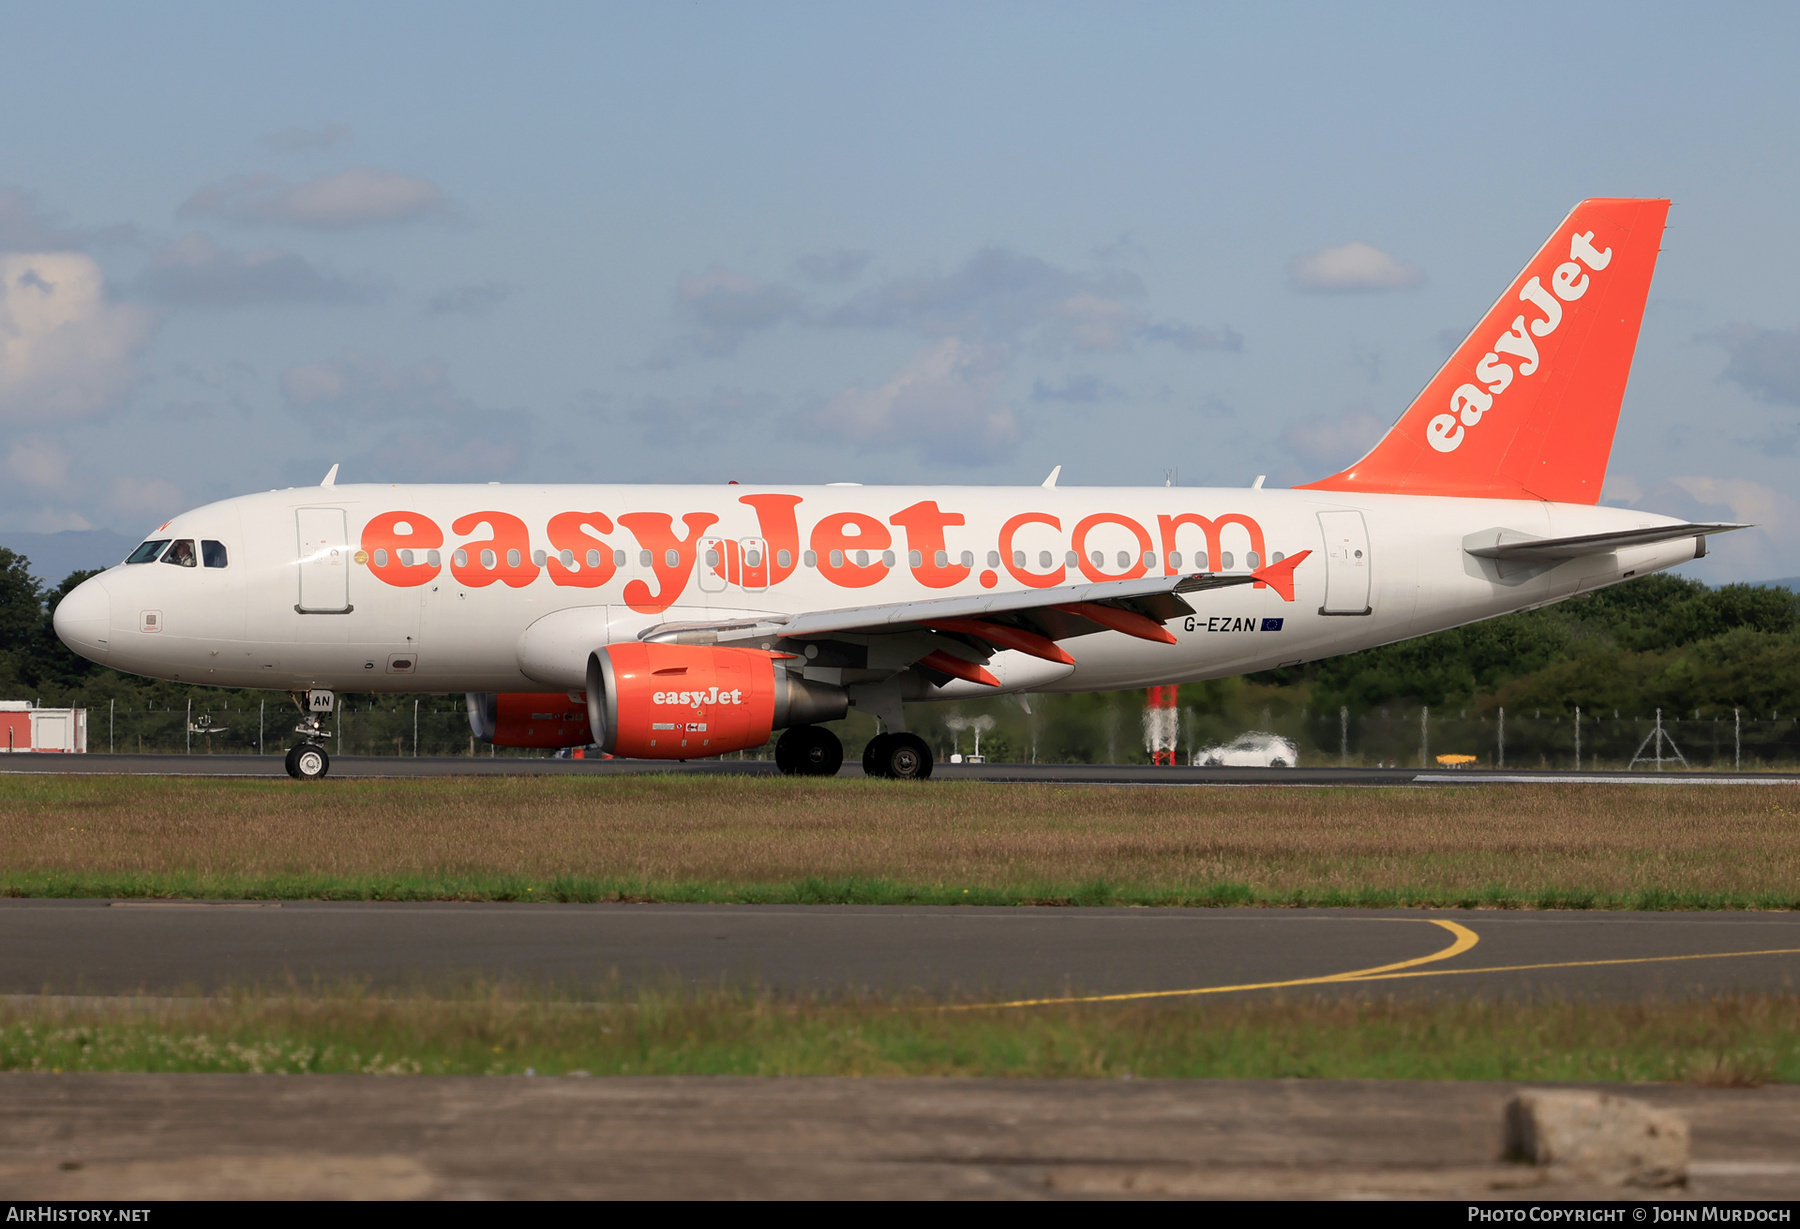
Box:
52;483;1699;698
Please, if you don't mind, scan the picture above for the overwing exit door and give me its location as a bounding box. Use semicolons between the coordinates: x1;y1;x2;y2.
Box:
697;537;728;593
296;507;352;613
738;537;768;592
1317;510;1371;615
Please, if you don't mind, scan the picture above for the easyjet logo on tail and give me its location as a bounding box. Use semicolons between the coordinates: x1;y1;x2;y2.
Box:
1427;230;1613;454
1299;197;1669;505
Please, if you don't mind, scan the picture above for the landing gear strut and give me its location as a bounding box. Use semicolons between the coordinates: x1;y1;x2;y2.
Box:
775;725;844;777
285;689;335;780
862;732;934;781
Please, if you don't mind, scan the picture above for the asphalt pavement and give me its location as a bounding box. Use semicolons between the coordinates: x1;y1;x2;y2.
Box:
4;900;1797;1002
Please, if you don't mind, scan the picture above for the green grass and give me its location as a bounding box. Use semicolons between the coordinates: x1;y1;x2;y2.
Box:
7;773;1800;909
7;870;1800;912
5;988;1797;1083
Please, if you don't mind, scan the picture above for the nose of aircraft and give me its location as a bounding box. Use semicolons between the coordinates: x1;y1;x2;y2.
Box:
53;575;111;662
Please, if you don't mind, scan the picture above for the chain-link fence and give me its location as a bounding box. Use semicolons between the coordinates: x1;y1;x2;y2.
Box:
53;693;1800;770
87;698;555;759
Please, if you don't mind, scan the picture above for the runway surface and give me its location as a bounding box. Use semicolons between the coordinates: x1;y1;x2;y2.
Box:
4;752;1796;786
5;900;1798;1002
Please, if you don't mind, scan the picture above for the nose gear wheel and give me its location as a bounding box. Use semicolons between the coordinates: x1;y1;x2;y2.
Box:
285;744;330;780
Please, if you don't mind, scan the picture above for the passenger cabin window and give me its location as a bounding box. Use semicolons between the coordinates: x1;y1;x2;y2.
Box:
202;540;228;569
126;540;170;564
161;539;197;568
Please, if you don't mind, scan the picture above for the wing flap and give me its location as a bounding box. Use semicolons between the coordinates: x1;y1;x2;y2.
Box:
642;571;1228;645
637;553;1314;679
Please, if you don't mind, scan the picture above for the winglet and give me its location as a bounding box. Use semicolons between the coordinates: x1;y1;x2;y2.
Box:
1042;465;1061;489
1248;549;1310;602
320;463;340;487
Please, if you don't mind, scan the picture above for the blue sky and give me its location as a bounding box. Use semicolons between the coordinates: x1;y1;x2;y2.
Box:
4;1;1799;581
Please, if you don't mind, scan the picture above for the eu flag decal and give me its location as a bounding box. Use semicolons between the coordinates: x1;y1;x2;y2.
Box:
1260;618;1284;631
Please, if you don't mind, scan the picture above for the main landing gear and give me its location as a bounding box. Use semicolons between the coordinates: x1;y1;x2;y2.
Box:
775;725;845;777
862;732;934;781
285;688;335;780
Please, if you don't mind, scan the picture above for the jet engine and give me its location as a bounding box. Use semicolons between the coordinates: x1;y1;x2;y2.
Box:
585;642;847;759
466;691;593;748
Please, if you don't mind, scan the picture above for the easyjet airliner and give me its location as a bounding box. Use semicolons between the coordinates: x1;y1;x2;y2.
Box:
53;198;1735;779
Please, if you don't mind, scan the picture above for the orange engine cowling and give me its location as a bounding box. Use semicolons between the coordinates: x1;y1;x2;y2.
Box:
466;692;593;748
585;642;846;759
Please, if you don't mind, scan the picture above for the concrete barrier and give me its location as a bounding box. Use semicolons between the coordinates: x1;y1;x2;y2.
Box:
1505;1089;1689;1187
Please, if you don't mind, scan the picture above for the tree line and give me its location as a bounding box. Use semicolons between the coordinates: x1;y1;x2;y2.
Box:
3;545;1796;755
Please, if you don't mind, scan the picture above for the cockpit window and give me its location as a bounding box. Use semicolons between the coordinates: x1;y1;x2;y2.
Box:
161;539;197;568
202;540;228;569
126;540;170;564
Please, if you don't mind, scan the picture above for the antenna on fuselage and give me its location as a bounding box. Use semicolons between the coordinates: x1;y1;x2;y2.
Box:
1041;465;1061;489
320;463;339;487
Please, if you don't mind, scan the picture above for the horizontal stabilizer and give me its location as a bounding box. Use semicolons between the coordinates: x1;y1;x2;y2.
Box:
1463;522;1744;562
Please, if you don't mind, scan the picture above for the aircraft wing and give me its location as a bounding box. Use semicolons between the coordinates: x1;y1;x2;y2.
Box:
637;552;1310;685
1463;522;1744;562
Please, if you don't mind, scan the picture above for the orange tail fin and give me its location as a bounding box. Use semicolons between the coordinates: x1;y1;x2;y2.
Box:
1299;198;1669;504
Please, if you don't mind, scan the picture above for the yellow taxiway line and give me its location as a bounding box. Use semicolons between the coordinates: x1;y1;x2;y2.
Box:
950;920;1800;1011
950;918;1478;1010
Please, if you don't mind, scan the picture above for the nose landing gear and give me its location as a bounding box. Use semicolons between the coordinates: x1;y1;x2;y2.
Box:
285;689;335;780
285;743;330;780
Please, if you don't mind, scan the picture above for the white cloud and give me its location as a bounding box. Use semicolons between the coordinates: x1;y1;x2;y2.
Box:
1047;291;1140;352
259;123;352;153
1670;475;1798;529
827;247;1237;354
6;436;72;492
280;349;530;479
0;252;155;423
1279;408;1388;473
795;249;871;284
1602;473;1644;504
179;168;449;230
1662;475;1800;581
1705;323;1800;405
1031;373;1121;404
357;428;524;483
281;351;468;419
1289;242;1424;293
653;246;1239;365
425;281;510;317
108;476;185;522
0;188;135;252
624;387;779;443
672;267;803;357
136;233;375;307
801;339;1021;466
21;508;93;533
